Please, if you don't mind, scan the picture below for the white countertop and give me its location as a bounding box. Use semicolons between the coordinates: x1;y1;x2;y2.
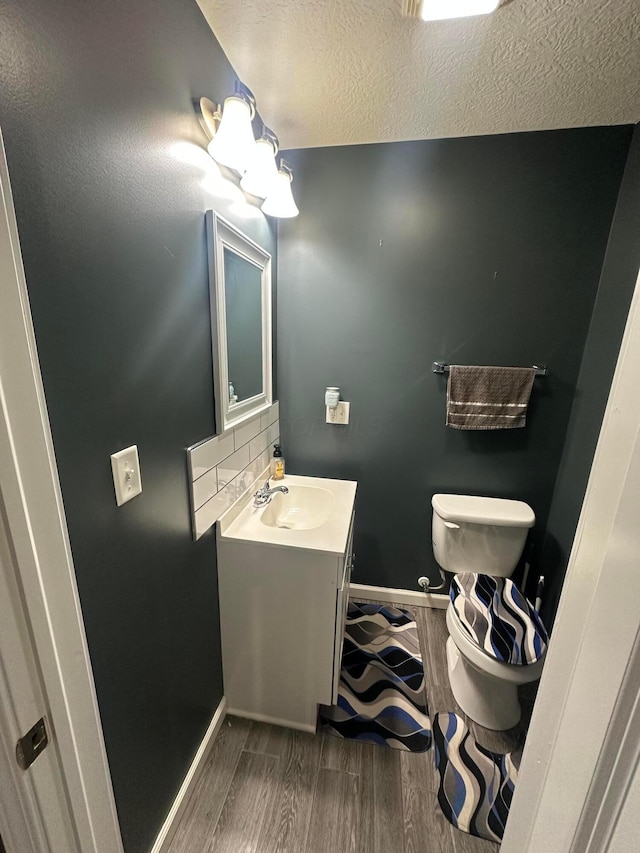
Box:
218;473;357;555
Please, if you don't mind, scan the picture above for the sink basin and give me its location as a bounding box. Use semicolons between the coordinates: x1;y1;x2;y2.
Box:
260;485;335;531
218;474;357;554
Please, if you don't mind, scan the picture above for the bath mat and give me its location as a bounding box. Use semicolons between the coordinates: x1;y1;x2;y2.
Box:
319;602;432;752
433;711;519;842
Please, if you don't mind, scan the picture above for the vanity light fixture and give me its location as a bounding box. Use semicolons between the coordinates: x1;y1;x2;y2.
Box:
261;160;299;219
207;82;257;174
405;0;500;21
240;127;280;199
198;84;300;217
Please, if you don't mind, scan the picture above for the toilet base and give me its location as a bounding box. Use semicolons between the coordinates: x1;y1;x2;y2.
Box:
446;637;521;731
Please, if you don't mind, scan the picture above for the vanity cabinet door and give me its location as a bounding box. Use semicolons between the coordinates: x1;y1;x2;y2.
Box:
331;515;354;704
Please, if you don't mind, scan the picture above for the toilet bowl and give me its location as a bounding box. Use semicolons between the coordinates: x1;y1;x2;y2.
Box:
432;494;547;731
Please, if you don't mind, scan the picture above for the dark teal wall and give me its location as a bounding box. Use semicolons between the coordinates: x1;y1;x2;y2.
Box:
278;128;632;592
0;1;275;851
541;125;640;628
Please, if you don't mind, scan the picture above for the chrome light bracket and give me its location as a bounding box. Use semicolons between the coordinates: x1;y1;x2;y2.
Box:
234;80;257;120
196;96;222;140
260;126;280;156
278;159;294;180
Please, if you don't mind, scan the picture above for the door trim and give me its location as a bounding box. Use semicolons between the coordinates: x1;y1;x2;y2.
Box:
0;129;124;852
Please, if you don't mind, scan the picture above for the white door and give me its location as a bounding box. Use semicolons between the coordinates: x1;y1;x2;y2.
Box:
0;499;78;853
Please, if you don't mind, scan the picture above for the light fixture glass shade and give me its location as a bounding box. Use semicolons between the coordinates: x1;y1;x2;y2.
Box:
207;96;255;173
420;0;500;20
261;168;299;218
240;137;279;198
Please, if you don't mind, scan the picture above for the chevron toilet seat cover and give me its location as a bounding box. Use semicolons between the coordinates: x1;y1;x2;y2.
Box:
450;573;548;666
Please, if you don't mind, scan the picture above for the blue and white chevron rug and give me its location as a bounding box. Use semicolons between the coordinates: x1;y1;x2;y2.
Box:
319;602;432;752
433;711;520;842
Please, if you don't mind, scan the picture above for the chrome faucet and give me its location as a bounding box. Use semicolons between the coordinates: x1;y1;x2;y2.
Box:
253;479;289;508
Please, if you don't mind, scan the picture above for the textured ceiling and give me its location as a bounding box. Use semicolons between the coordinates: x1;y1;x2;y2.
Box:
196;0;640;149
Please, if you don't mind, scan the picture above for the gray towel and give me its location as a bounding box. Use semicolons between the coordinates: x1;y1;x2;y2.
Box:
446;366;536;430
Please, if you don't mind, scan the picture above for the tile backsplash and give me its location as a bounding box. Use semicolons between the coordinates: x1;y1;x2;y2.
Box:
187;402;279;540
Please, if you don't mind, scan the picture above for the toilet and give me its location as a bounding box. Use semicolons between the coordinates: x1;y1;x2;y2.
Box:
432;494;548;731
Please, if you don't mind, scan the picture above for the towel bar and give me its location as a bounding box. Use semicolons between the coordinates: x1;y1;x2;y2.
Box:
433;362;548;377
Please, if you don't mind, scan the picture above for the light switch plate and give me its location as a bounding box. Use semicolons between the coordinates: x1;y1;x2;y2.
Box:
326;401;350;425
110;445;142;506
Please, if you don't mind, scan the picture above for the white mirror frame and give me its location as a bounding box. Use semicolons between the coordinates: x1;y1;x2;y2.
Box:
206;211;273;434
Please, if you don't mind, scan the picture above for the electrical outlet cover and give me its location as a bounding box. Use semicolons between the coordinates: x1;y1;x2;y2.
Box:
326;401;350;425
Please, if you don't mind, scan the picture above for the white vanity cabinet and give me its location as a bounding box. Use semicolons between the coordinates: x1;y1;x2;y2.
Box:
216;475;356;732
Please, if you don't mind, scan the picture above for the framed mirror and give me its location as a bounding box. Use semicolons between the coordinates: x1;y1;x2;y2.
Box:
207;212;273;433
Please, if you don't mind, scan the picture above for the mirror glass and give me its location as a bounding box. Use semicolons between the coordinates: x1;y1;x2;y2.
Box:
207;213;273;433
224;248;263;404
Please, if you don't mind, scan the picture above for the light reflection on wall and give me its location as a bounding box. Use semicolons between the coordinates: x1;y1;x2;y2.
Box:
169;140;266;222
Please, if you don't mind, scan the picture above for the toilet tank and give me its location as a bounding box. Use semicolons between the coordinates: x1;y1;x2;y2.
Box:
432;494;535;576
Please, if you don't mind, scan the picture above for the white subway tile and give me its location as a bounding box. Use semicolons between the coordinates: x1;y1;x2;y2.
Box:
225;469;259;507
235;468;257;496
233;415;261;450
217;444;251;490
194;482;235;540
248;449;270;480
266;420;280;446
188;431;234;481
260;401;279;431
260;448;271;473
247;453;263;479
249;428;270;461
191;411;282;538
191;467;218;512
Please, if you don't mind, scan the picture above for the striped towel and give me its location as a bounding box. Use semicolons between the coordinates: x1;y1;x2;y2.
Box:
446;365;536;430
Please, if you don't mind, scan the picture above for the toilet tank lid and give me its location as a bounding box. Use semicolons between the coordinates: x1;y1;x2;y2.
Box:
432;494;535;528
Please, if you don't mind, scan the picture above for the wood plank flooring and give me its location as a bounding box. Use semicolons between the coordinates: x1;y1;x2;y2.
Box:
168;599;538;853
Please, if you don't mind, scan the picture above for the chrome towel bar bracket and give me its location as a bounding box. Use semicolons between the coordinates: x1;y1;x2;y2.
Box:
432;362;548;377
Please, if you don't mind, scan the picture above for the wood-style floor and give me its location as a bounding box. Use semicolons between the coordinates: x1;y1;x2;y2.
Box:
168;599;538;853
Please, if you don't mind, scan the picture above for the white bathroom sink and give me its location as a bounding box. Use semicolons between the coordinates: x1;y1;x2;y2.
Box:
218;474;356;554
260;485;334;530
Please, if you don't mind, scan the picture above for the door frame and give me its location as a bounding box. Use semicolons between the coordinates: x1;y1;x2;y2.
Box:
0;129;124;852
502;266;640;852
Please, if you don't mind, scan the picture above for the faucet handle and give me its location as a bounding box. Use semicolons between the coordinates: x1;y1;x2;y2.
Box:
253;480;270;500
263;479;270;490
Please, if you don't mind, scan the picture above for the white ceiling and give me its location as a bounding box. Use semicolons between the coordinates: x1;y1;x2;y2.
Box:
196;0;640;150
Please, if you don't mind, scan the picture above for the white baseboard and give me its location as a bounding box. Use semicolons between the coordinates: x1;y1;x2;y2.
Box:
150;696;228;853
350;582;449;610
